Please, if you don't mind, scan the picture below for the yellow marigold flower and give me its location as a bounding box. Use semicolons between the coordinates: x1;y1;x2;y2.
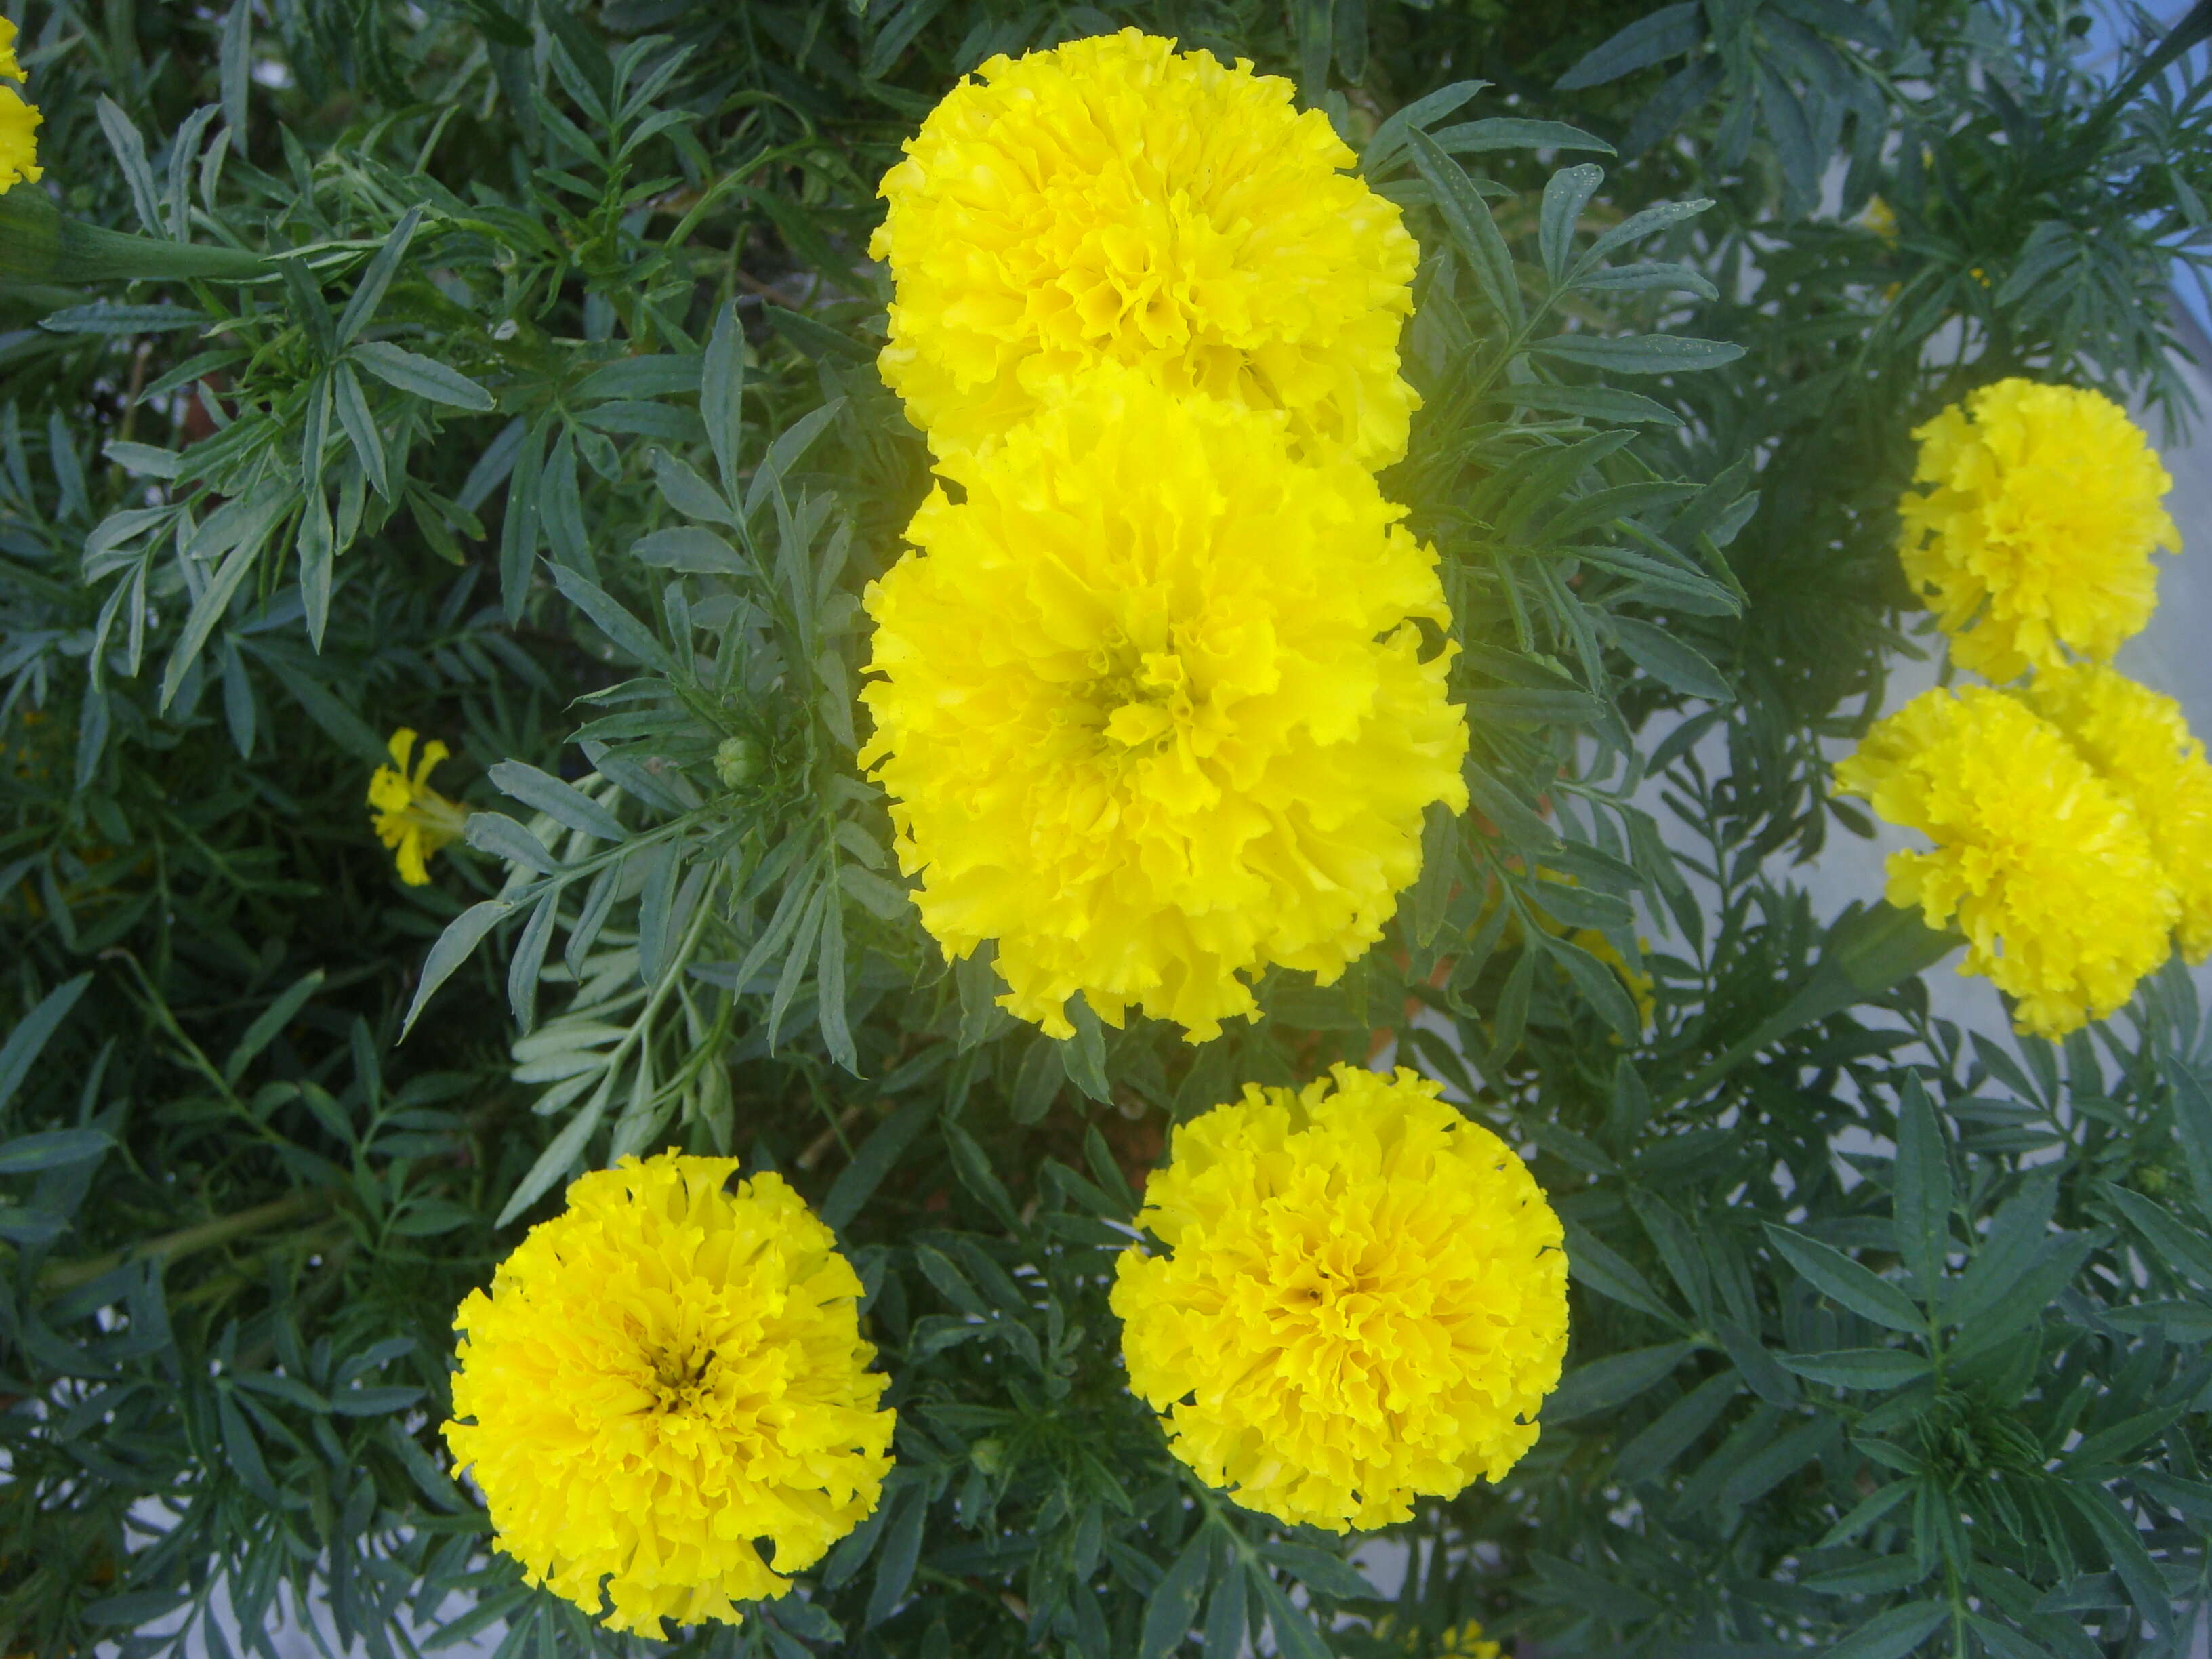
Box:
444;1152;895;1635
1374;1614;1503;1658
1898;379;2180;680
870;28;1419;467
1111;1065;1568;1532
1833;684;2177;1038
1859;194;1898;247
0;19;40;196
1435;1622;1504;1659
2024;663;2212;963
367;728;467;886
859;369;1469;1043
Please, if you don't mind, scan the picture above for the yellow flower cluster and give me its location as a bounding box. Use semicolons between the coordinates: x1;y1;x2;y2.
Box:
445;1153;894;1635
367;728;468;886
861;369;1467;1041
861;33;1461;1043
1834;684;2177;1038
1899;379;2178;681
870;28;1418;468
439;45;1538;1611
0;18;43;193
1111;1065;1568;1532
1843;378;2202;1037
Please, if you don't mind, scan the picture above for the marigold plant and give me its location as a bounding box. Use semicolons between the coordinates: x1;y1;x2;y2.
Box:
860;367;1467;1041
443;1152;894;1635
11;3;2212;1655
1898;377;2180;680
870;28;1418;466
1833;683;2177;1037
1111;1065;1568;1532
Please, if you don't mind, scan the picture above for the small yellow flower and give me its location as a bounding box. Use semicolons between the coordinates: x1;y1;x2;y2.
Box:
1860;194;1899;247
1898;379;2180;681
859;367;1469;1043
1112;1065;1568;1532
1834;684;2177;1038
0;19;42;194
2024;663;2212;963
444;1152;895;1635
871;28;1418;467
367;728;468;886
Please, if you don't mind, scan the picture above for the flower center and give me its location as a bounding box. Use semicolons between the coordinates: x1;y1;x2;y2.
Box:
401;792;470;844
1080;642;1195;754
644;1345;715;1413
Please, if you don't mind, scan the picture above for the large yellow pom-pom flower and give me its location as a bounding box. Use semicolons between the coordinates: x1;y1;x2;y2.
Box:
443;1153;895;1635
859;369;1469;1043
870;28;1418;467
1898;379;2179;680
1110;1065;1568;1532
1834;684;2177;1038
0;19;42;194
2024;663;2212;963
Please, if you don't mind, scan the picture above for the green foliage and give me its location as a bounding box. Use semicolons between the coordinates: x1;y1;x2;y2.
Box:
3;1;2211;1656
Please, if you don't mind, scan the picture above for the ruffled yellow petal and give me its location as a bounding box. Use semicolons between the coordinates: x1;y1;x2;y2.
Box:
443;1153;895;1635
1111;1065;1568;1532
1834;684;2177;1037
1898;379;2179;680
2026;663;2212;962
859;367;1469;1042
872;28;1418;467
0;83;41;192
0;18;24;82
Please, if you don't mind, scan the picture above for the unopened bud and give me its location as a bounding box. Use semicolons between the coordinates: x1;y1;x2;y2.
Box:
714;735;762;790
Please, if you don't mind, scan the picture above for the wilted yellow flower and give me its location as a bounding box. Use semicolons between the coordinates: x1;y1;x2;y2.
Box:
859;369;1469;1042
1834;684;2177;1038
367;728;467;886
0;20;41;194
2025;663;2212;962
1111;1065;1568;1532
445;1152;895;1635
1898;379;2179;680
870;28;1418;466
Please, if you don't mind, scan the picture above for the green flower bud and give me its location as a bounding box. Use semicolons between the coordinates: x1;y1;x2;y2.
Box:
714;735;762;790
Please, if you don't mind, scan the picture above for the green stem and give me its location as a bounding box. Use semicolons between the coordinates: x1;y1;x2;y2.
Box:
37;1188;323;1293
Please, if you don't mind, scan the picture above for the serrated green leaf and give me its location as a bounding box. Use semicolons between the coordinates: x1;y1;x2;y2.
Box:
351;340;494;411
1777;1348;1931;1390
487;762;626;842
1765;1225;1924;1333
